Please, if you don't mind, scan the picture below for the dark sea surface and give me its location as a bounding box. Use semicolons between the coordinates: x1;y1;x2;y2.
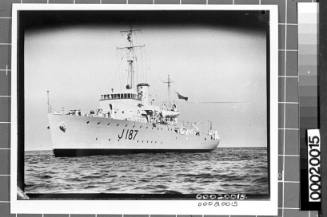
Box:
25;147;268;195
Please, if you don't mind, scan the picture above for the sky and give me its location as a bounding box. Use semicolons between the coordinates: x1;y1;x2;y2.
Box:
24;23;267;150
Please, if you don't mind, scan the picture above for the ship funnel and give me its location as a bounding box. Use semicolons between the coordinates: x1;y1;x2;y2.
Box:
137;83;150;105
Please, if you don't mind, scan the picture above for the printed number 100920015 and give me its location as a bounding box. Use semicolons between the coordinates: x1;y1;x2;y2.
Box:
198;201;238;207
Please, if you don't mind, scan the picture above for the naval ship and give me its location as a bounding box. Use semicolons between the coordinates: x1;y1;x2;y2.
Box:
48;27;220;157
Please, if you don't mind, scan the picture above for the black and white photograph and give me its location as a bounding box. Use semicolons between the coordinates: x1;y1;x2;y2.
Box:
11;4;278;215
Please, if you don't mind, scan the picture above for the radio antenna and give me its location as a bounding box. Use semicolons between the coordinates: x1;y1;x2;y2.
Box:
46;90;52;113
163;74;173;105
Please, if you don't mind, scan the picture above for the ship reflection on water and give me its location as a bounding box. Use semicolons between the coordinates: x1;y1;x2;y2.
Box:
25;147;268;195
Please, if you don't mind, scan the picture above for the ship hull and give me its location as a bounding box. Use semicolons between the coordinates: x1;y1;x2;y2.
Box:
48;114;219;157
53;148;214;157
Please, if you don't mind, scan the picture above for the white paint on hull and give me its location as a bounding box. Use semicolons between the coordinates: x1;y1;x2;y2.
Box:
48;114;219;151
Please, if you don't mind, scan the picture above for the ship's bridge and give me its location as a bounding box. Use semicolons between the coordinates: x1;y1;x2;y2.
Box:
99;90;140;112
100;92;140;101
98;89;144;121
98;83;150;122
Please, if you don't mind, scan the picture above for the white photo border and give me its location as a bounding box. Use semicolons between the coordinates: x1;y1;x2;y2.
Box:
10;4;278;215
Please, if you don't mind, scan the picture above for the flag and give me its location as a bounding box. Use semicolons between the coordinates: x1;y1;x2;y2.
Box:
176;92;188;101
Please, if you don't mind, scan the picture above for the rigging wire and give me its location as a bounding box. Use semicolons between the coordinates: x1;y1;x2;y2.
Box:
143;42;149;83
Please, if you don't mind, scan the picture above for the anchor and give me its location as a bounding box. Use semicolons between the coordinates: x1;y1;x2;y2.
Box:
59;125;66;133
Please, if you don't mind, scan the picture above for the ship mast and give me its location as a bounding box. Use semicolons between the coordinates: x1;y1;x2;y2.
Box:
117;26;145;90
163;74;173;105
46;90;51;113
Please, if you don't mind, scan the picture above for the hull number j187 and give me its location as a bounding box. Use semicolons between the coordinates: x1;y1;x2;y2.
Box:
118;129;139;140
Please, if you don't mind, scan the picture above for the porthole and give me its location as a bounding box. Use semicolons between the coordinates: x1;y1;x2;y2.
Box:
116;123;120;127
107;123;110;126
97;122;101;125
86;121;90;124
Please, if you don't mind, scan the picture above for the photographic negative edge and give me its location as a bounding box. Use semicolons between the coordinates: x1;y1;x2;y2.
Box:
10;4;278;215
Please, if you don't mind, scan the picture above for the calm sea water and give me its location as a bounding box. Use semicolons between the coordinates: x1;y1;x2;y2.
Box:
25;148;268;195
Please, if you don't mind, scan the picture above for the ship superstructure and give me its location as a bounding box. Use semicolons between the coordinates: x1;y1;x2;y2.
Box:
48;27;220;157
